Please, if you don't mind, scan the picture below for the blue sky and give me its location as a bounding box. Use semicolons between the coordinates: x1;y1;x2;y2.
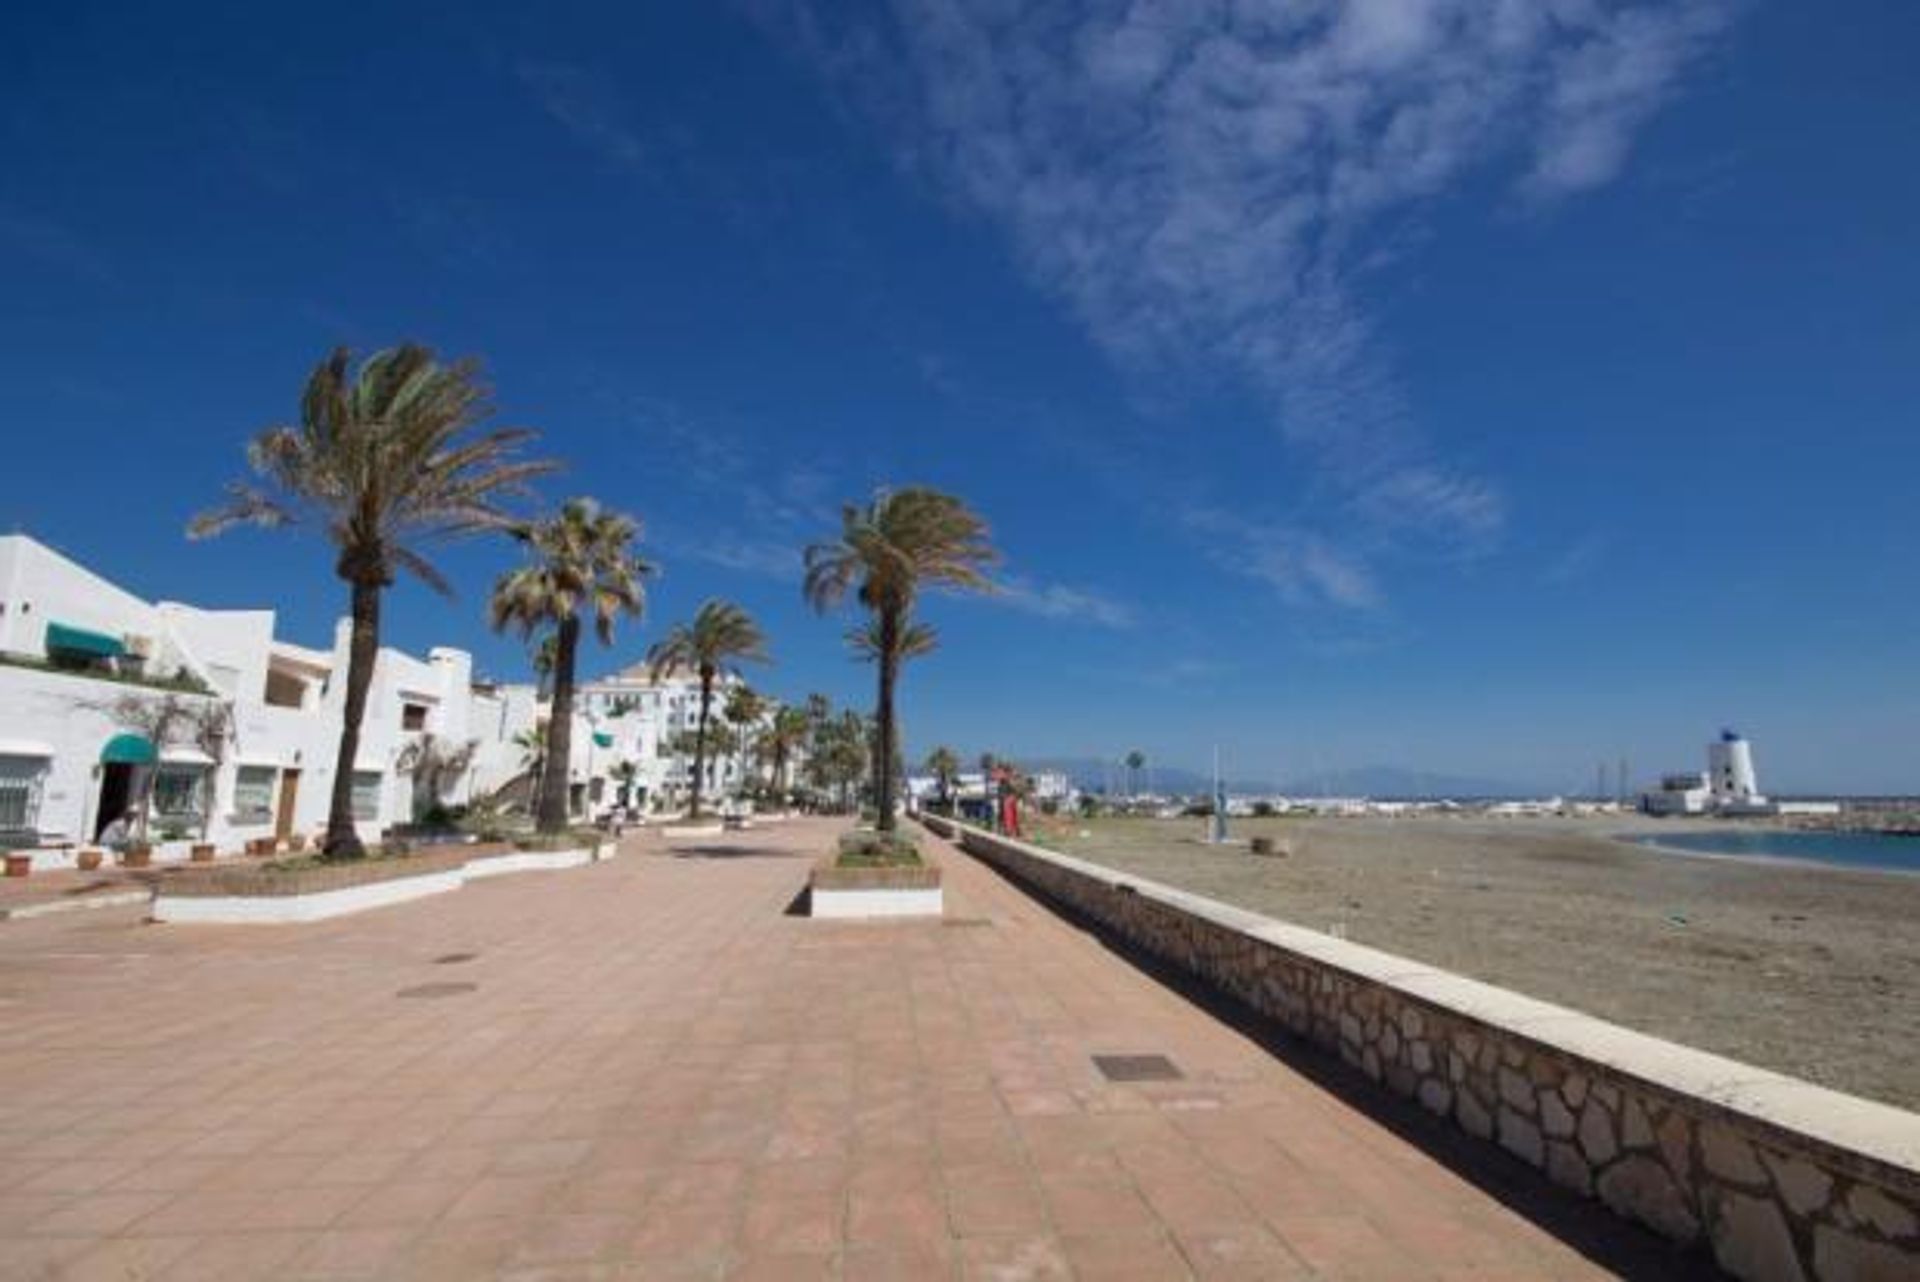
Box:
3;2;1916;794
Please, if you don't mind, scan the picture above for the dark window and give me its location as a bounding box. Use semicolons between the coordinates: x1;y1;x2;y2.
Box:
402;703;428;731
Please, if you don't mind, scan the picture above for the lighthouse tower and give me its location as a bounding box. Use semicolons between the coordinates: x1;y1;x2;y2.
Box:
1707;730;1764;808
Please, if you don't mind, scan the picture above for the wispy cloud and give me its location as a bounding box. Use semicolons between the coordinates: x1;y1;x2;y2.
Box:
669;533;799;581
1186;508;1382;612
753;0;1737;603
1542;532;1610;585
515;60;648;169
992;575;1136;629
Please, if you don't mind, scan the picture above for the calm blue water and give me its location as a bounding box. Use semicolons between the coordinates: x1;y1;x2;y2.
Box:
1631;830;1920;874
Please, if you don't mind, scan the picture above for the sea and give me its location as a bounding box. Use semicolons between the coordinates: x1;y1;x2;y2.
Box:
1630;830;1920;875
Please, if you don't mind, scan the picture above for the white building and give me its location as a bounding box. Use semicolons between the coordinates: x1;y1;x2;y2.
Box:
0;535;572;866
1707;731;1767;810
574;661;783;814
1642;730;1773;817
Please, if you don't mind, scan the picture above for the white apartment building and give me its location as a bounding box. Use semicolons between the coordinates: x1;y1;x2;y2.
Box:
575;661;772;812
0;534;577;867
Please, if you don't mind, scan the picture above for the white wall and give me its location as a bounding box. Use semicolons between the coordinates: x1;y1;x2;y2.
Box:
0;534;675;849
0;535;160;660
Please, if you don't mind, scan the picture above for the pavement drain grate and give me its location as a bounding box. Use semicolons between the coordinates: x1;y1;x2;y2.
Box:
397;982;478;999
1093;1053;1184;1083
433;952;478;965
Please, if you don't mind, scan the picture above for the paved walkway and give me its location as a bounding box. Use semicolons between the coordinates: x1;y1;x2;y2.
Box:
0;819;1690;1280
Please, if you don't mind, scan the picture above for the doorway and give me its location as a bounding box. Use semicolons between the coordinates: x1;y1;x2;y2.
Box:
275;769;300;842
96;765;137;840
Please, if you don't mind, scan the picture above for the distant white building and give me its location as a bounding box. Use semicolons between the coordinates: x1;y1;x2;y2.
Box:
1028;771;1074;804
575;661;788;814
1643;730;1772;817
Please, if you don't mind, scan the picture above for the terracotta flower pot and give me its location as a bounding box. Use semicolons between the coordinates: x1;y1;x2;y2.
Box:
76;849;104;872
287;834;308;853
120;845;152;869
4;854;31;878
190;844;217;863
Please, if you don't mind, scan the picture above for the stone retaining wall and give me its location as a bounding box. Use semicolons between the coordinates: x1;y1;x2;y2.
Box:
923;815;1919;1282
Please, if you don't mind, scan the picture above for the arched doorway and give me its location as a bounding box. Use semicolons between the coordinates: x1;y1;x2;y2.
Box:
96;733;156;841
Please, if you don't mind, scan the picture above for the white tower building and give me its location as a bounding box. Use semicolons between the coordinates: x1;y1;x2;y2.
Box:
1707;730;1764;807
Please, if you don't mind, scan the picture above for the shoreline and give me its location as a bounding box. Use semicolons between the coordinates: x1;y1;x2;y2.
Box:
1614;829;1920;878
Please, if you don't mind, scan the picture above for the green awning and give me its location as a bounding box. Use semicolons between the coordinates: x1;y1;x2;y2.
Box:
100;733;157;765
592;732;615;749
46;622;125;660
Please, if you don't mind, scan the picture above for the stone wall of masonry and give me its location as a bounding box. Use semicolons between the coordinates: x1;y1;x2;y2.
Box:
921;814;1919;1282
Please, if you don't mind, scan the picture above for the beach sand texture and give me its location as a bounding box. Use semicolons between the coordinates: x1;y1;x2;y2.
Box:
1044;815;1920;1111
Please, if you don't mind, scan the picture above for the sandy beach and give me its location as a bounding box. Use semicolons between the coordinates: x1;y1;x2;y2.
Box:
1036;814;1920;1112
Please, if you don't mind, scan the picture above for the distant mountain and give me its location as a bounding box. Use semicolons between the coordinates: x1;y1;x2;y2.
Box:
1017;757;1538;800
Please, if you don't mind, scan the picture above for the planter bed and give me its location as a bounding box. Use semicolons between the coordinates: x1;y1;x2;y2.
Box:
151;840;605;924
810;859;943;920
463;846;599;879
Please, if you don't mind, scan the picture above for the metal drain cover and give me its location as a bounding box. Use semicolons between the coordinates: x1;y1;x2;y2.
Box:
1093;1054;1183;1083
433;952;478;965
397;982;477;999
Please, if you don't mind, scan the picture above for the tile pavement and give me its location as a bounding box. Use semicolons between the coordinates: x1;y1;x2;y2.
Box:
0;819;1699;1279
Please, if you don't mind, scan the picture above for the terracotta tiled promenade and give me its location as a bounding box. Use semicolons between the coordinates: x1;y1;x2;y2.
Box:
0;819;1693;1280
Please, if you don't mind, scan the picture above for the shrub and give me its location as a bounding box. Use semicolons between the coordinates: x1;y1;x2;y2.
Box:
835;829;922;867
514;828;603;853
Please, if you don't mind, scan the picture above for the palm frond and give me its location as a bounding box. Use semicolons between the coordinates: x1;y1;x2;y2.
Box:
193;343;559;591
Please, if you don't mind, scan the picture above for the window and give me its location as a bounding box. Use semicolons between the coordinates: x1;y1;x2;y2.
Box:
401;703;428;731
151;766;208;821
233;767;276;823
264;668;306;708
350;772;382;822
0;755;48;833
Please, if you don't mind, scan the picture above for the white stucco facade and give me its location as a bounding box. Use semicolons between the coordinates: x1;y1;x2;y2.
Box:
0;534;799;860
575;662;775;814
0;535;557;856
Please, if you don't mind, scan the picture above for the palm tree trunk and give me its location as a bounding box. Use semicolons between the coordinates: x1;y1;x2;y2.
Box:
875;607;900;833
537;618;579;834
690;668;713;819
325;577;381;858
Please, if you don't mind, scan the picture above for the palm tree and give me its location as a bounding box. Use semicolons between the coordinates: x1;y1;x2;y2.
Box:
491;498;652;834
850;617;933;799
926;745;961;809
723;685;769;792
804;488;999;834
762;706;810;797
646;600;769;818
826;709;871;812
1126;749;1146;798
190;344;552;858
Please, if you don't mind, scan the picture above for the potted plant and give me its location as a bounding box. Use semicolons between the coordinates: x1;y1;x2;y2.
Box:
76;848;105;872
287;833;308;853
121;842;153;869
190;842;217;863
4;853;31;878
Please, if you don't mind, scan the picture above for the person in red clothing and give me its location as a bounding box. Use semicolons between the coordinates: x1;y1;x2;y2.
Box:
994;764;1022;838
